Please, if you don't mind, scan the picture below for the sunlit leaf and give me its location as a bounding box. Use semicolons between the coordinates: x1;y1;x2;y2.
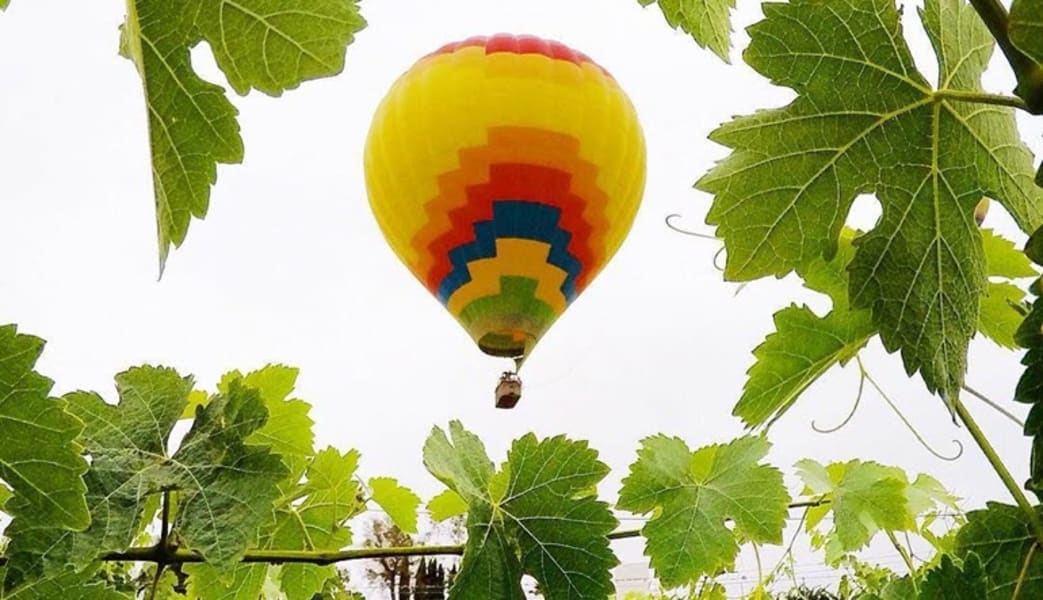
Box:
369;477;420;534
618;436;789;586
796;460;914;563
428;490;469;522
637;0;735;60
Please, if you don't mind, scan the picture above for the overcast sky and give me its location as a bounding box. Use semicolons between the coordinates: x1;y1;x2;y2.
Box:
3;0;1043;596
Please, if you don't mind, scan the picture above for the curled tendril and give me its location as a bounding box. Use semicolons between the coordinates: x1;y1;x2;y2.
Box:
665;214;735;279
812;369;866;434
665;213;718;240
860;358;964;462
713;246;727;273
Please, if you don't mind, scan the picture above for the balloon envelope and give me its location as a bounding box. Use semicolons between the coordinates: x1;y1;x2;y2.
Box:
365;34;646;361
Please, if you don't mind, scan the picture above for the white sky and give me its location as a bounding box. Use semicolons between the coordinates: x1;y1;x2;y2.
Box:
2;0;1043;596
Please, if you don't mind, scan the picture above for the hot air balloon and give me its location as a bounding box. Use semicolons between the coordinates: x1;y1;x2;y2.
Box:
364;34;646;407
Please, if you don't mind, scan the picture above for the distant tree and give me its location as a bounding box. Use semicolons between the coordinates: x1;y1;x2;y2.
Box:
362;516;415;599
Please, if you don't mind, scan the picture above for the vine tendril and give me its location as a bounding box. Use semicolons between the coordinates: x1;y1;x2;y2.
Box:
665;213;718;240
962;383;1025;427
811;367;866;433
860;357;964;462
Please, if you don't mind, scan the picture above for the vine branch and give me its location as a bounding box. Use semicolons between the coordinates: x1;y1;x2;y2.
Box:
0;501;830;569
968;0;1043;113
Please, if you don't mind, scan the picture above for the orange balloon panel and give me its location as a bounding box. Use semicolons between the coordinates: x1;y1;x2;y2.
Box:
365;34;646;360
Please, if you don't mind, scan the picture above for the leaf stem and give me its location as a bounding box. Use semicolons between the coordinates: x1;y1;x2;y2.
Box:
933;89;1029;111
953;394;1043;544
885;530;918;590
967;0;1043;113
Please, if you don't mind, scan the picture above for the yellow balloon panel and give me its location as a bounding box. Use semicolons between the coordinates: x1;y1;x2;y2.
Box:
365;34;646;359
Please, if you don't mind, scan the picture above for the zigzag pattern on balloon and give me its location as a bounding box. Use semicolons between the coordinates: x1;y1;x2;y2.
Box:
412;127;608;294
365;34;646;360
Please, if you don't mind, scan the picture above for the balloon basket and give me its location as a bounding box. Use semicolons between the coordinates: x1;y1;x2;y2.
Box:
495;372;522;409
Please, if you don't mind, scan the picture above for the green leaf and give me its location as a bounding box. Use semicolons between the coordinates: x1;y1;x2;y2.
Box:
186;447;363;600
1017;295;1043;501
219;365;314;479
859;576;916;600
979;229;1035;348
180;389;209;420
369;477;420;534
735;229;875;427
978;282;1027;349
919;554;988;600
1016;228;1043;500
638;0;735;61
0;568;131;600
424;421;618;600
0;326;89;535
955;503;1043;599
1011;1;1043;64
120;0;365;270
699;0;1043;402
983;229;1037;279
3;367;287;583
428;490;469;522
0;484;11;513
185;563;268;600
795;460;912;563
617;436;789;587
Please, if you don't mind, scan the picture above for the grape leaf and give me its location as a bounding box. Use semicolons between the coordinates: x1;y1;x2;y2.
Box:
185;563;267;600
1010;0;1043;183
955;502;1043;599
423;421;617;600
978;229;1036;349
3;367;287;584
919;554;987;600
218;365;314;479
617;435;789;587
428;490;469;522
983;229;1037;279
119;0;366;270
637;0;735;61
979;282;1028;349
735;229;875;428
186;447;363;600
369;477;420;534
0;325;89;554
796;460;913;564
1016;227;1043;500
859;577;916;600
1011;1;1043;64
698;0;1043;402
0;568;131;600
